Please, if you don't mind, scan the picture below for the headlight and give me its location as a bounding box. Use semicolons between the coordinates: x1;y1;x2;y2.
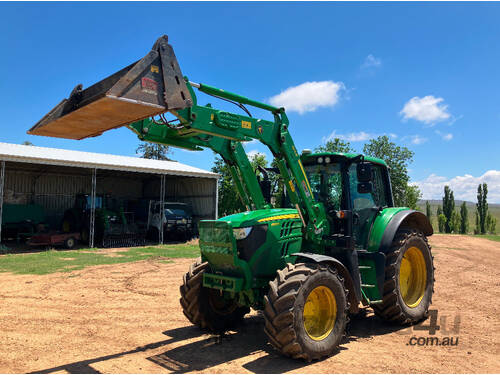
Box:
233;227;252;240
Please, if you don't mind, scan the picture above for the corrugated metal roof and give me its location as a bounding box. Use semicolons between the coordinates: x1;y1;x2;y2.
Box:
0;142;217;179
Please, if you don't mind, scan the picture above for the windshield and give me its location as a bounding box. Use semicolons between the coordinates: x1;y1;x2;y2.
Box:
85;196;102;209
305;163;342;211
165;208;188;216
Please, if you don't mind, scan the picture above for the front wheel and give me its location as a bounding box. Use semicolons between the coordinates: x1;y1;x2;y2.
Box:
179;259;249;332
372;228;434;324
263;263;348;361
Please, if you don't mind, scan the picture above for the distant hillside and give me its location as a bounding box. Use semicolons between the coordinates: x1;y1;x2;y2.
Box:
417;200;500;234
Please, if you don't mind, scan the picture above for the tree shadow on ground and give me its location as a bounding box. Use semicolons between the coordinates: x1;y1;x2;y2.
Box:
29;325;202;374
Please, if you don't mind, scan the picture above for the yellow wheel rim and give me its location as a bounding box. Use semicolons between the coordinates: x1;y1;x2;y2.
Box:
399;246;427;308
303;286;337;341
62;220;70;233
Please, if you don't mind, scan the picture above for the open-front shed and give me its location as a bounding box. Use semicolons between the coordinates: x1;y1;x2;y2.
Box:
0;142;218;248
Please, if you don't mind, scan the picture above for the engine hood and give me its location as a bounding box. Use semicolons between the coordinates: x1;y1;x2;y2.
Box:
218;208;300;228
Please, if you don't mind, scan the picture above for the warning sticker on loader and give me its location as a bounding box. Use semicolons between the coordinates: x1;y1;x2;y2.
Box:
141;77;158;94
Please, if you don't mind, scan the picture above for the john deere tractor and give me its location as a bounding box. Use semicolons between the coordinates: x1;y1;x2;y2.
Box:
30;36;434;360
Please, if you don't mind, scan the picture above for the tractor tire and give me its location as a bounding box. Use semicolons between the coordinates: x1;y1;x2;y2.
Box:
62;213;77;233
372;228;434;324
263;263;348;361
80;227;89;245
179;259;249;332
62;219;72;233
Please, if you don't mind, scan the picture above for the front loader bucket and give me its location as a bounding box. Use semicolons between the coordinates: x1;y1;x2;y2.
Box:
28;35;192;140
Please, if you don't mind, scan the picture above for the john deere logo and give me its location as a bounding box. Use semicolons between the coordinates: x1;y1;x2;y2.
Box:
258;125;263;135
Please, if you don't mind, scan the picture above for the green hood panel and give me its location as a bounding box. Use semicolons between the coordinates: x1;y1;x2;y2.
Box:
199;208;303;290
216;208;299;228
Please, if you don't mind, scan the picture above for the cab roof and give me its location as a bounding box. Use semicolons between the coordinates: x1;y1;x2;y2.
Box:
303;152;388;167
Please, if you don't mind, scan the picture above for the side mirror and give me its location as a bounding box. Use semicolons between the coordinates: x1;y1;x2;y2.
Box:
357;182;373;194
259;179;272;202
257;165;272;203
357;162;372;183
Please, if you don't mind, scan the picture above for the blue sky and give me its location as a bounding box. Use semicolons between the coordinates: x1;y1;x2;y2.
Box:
1;2;499;202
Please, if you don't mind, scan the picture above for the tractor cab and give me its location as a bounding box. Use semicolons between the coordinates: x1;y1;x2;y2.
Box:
74;194;103;211
301;152;392;249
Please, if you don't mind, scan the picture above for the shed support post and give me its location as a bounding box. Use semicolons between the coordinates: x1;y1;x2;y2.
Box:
89;168;97;248
0;161;5;245
159;174;166;245
215;178;219;220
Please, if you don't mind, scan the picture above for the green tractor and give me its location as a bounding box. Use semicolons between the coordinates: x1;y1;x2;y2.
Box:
62;194;143;247
30;35;434;360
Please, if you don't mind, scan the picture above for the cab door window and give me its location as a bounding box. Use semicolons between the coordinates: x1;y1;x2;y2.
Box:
349;163;388;248
371;166;389;207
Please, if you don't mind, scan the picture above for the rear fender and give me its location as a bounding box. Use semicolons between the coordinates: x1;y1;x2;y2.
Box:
291;252;359;314
368;209;433;254
379;210;433;253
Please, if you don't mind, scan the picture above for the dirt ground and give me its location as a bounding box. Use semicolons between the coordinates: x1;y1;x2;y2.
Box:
0;235;498;374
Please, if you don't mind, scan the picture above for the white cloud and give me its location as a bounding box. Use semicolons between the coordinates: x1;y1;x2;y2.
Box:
414;170;500;203
442;133;453;141
268;81;344;114
323;130;398;143
400;96;451;125
361;54;382;69
401;134;427;145
435;130;453;141
447;114;463;125
246;150;265;159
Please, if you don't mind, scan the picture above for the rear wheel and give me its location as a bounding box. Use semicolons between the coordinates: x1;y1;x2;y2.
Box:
62;212;77;233
372;228;434;324
263;263;348;361
62;219;71;233
179;259;249;332
80;227;89;245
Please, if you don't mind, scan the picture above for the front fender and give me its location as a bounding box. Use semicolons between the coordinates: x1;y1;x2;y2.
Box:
367;208;433;253
290;252;360;314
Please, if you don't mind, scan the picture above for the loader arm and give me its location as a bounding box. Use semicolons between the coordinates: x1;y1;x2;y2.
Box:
129;80;329;244
129;118;268;212
28;34;329;244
